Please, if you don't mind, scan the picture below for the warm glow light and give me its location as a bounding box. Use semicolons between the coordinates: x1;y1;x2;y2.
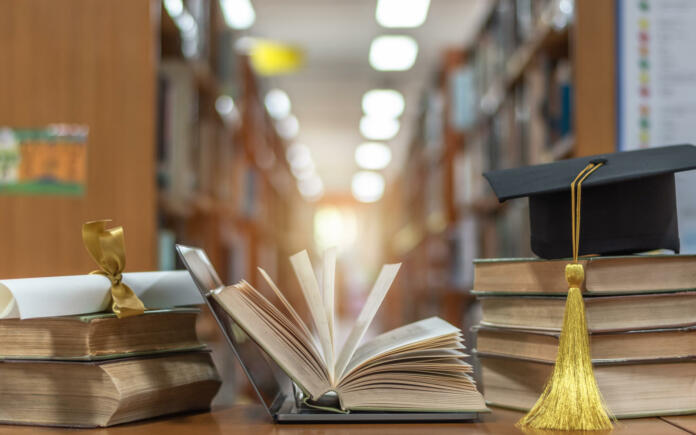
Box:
376;0;430;28
351;171;385;203
362;89;405;119
355;142;392;170
264;89;291;120
360;116;399;140
314;206;358;252
276;115;299;139
369;35;418;71
298;174;324;201
220;0;256;30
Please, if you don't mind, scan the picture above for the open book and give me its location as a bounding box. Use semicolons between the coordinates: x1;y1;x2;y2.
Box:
212;249;486;413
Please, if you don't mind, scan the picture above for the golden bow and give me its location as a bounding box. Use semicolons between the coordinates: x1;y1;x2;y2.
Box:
82;220;146;318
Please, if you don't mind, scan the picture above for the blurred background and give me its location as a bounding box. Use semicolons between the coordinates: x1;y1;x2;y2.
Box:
2;0;696;406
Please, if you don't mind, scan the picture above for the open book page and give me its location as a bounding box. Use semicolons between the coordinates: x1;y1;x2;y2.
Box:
334;263;401;379
322;248;336;384
290;251;334;370
257;267;316;349
340;316;461;379
333;316;486;412
212;282;331;399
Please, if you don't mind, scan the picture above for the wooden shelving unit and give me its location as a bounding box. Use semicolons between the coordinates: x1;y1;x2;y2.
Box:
384;0;617;335
156;1;315;405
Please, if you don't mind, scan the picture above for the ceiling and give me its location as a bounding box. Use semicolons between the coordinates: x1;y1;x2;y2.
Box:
246;0;491;194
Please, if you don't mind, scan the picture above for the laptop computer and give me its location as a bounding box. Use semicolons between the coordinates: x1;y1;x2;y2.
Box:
176;244;481;423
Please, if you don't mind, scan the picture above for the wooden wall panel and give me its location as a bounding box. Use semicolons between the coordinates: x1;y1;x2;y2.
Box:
574;0;617;157
0;0;157;277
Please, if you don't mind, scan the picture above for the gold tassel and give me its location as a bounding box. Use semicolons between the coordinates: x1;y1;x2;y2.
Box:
517;264;613;430
518;161;613;431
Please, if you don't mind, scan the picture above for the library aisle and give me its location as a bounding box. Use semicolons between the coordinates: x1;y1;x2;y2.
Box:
2;0;696;431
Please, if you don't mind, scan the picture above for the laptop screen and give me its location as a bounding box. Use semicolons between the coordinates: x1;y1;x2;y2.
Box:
176;244;293;415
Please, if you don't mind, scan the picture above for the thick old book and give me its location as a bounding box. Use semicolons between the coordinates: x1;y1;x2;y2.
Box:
476;325;696;363
479;292;696;332
479;354;696;418
0;308;203;360
0;351;220;427
211;250;487;413
473;255;696;295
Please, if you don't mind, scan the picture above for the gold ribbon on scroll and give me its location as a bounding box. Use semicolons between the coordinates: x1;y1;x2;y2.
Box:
82;220;146;318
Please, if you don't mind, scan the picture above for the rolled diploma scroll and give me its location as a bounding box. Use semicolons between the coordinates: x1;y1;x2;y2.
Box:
0;271;204;319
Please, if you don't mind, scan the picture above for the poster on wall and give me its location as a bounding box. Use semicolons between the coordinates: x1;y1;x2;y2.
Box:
0;124;87;196
617;0;696;252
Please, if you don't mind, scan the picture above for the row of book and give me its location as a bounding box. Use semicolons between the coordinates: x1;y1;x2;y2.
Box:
0;309;220;427
472;254;696;418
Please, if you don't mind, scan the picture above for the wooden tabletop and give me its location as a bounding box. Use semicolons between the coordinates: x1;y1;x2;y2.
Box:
0;406;693;435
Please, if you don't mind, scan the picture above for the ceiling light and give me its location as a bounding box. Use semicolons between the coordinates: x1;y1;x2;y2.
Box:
362;89;405;119
276;115;299;139
215;95;235;116
298;175;324;201
360;116;400;140
286;143;312;169
355;142;392;170
291;159;315;180
175;12;197;35
376;0;430;28
369;35;418;71
220;0;255;30
351;171;385;203
164;0;184;17
264;89;292;120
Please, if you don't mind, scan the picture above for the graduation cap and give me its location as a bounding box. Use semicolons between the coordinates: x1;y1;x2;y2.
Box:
484;144;696;259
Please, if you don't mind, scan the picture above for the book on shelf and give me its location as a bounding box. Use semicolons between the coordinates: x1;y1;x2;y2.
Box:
476;324;696;363
479;353;696;418
473;254;696;295
207;249;487;413
479;291;696;332
0;351;220;428
0;308;203;360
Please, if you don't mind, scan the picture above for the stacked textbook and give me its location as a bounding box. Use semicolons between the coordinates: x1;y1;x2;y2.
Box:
0;308;221;427
472;254;696;418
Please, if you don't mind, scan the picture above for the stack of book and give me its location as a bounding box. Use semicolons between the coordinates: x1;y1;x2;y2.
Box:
0;308;221;427
472;255;696;418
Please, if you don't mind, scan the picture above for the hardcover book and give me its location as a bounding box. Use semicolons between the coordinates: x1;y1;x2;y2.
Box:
0;351;220;427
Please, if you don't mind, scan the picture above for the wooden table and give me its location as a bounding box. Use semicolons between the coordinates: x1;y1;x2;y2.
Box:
0;406;693;434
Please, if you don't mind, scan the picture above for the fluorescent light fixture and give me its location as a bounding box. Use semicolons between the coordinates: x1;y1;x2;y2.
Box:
164;0;184;17
351;171;385;203
376;0;430;28
369;35;418;71
220;0;256;30
286;143;312;169
276;115;299;140
292;164;315;180
362;89;405;119
298;175;324;201
360;116;400;140
264;89;292;120
355;142;392;170
215;95;235;116
175;12;197;35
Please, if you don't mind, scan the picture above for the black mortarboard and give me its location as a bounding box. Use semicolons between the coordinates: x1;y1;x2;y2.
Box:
483;144;696;259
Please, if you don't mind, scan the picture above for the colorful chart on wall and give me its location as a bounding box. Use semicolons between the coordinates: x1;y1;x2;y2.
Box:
617;0;696;252
0;125;87;196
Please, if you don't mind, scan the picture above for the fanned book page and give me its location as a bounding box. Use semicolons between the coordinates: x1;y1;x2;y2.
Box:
211;249;487;413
